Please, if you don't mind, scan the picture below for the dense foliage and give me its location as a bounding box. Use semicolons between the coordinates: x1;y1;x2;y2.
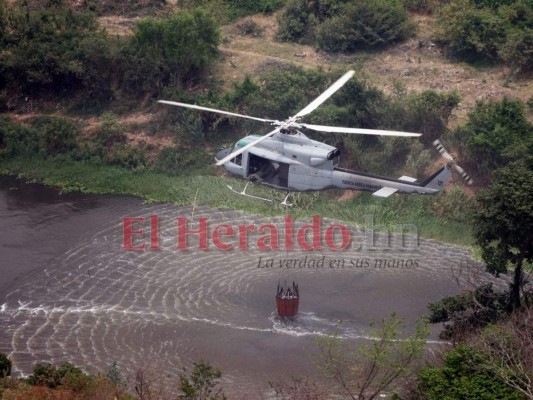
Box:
417;344;525;400
436;0;533;70
123;9;220;96
428;283;510;339
0;3;108;95
455;97;533;172
277;0;415;51
0;2;221;107
27;362;87;389
316;0;415;52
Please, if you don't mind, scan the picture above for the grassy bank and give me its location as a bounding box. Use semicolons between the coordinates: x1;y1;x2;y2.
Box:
0;157;474;247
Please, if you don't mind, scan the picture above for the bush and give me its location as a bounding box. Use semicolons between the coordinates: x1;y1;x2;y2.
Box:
403;91;460;144
30;116;78;157
436;0;533;69
78;0;165;16
0;353;11;377
436;0;507;62
427;284;511;340
0;117;40;158
154;146;211;175
178;361;226;400
498;1;533;73
316;0;415;52
418;344;524;399
379;89;460;145
121;9;220;97
276;0;315;43
224;0;285;18
430;185;474;221
27;362;85;389
0;3;107;94
278;0;414;51
235;18;264;36
455;97;532;172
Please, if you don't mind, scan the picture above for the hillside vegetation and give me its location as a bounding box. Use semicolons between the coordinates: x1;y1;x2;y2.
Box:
0;0;531;243
0;1;532;399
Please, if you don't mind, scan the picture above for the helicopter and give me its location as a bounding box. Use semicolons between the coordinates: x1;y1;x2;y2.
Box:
159;71;472;205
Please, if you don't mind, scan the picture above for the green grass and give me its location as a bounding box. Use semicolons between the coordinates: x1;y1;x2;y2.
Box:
0;157;474;247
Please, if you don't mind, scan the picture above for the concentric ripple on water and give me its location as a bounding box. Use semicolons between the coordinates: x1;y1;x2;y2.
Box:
0;197;506;395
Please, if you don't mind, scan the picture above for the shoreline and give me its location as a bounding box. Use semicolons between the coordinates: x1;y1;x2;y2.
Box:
0;157;475;247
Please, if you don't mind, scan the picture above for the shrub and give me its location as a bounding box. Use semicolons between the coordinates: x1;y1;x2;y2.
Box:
316;0;415;52
430;185;473;221
436;0;533;70
417;344;524;399
224;0;285;18
107;145;147;170
121;9;220;96
78;0;165;16
0;353;11;377
30;116;78;157
235;18;264;36
498;1;533;73
0;117;40;158
154;146;211;175
402;90;461;145
428;283;509;339
436;0;507;62
276;0;315;43
455;97;532;172
178;361;226;400
0;3;105;94
27;362;85;389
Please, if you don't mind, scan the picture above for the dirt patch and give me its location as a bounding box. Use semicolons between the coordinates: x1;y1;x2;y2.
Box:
337;190;357;202
97;10;531;121
216;13;532;123
98;16;138;36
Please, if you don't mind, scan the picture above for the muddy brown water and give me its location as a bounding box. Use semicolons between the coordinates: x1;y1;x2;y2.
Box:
0;175;504;396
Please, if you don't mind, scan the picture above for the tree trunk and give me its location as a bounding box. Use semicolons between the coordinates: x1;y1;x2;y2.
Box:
511;247;525;310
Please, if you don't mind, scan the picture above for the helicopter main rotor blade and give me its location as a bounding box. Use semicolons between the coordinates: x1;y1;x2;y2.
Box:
158;100;276;124
301;123;422;137
294;70;355;118
215;127;281;166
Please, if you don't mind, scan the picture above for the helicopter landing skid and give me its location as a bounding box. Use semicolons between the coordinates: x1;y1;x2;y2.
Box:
226;183;293;206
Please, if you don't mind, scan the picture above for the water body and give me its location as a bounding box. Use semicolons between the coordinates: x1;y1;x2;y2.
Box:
0;175;503;396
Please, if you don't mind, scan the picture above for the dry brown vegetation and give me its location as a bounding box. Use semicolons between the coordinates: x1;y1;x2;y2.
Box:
83;8;533;147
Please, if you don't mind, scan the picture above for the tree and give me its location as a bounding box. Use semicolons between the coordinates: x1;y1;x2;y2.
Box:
473;155;533;310
178;361;226;400
315;313;429;400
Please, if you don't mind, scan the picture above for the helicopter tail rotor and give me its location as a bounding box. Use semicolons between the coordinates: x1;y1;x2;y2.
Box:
433;139;473;185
